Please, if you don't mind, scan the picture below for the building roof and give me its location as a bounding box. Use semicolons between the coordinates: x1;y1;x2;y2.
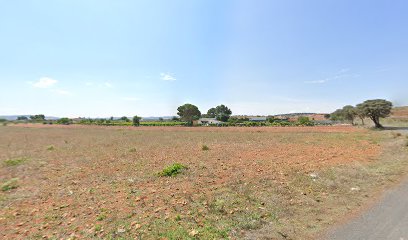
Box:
249;117;267;121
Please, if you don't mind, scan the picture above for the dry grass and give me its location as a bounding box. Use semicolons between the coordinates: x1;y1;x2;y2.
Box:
0;125;406;239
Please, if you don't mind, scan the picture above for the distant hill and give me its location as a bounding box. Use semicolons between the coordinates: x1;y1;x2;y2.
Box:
390;106;408;119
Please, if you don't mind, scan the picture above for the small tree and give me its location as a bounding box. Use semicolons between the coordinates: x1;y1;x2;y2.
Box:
177;104;201;125
330;109;344;121
355;106;366;125
298;116;313;126
132;116;141;126
356;99;392;128
57;118;72;125
17;116;28;120
120;116;130;122
342;105;357;125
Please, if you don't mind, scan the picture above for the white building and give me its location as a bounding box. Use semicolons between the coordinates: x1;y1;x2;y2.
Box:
197;118;223;125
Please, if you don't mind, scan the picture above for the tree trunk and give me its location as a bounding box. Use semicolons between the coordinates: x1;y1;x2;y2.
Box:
371;116;383;128
360;117;365;125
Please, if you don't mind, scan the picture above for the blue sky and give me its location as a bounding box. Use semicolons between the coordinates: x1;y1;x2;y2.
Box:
1;0;407;117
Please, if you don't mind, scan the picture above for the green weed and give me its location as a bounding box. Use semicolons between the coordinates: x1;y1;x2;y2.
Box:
202;145;210;151
158;163;187;177
4;157;27;166
1;178;19;191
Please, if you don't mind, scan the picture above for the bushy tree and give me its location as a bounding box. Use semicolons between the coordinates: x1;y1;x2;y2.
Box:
355;107;366;125
57;118;72;125
341;105;357;125
120;116;130;122
206;108;216;118
356;99;392;128
214;105;232;122
177;104;201;125
298;116;313;126
132;115;141;126
30;114;45;121
330;109;344;121
17;116;28;120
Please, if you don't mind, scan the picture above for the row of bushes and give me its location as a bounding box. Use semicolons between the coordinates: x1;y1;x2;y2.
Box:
78;120;187;126
205;121;316;127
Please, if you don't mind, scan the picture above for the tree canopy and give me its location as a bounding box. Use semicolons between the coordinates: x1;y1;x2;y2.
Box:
132;115;141;126
341;105;357;124
30;114;45;121
177;104;201;125
213;105;232;122
356;99;392;128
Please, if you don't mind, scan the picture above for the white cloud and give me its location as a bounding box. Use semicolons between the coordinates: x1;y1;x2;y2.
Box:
121;97;139;101
304;79;328;84
32;77;57;88
160;73;176;81
52;89;72;96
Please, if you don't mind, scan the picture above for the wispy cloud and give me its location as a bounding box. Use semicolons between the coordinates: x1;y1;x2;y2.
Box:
160;73;176;81
52;89;72;96
304;79;328;84
121;97;139;101
304;68;358;84
103;82;113;88
31;77;57;88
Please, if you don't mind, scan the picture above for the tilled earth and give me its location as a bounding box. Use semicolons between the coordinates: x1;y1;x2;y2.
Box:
0;125;381;239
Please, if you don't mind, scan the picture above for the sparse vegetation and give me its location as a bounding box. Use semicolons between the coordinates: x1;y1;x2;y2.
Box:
47;145;55;150
202;145;210;151
1;178;19;191
159;163;187;177
3;157;27;166
1;125;407;239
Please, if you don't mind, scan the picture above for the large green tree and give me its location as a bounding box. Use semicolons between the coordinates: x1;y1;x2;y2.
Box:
214;105;232;122
356;99;392;128
177;104;201;125
206;108;216;118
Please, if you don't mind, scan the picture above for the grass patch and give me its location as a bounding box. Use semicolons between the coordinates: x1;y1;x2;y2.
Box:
3;157;27;167
96;213;107;221
47;145;55;151
129;147;137;153
202;145;210;151
1;178;19;191
158;163;187;177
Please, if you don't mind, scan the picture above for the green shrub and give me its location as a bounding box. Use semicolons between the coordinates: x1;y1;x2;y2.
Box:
4;157;27;166
47;145;55;151
57;118;72;125
202;145;210;151
159;163;187;177
1;178;19;191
